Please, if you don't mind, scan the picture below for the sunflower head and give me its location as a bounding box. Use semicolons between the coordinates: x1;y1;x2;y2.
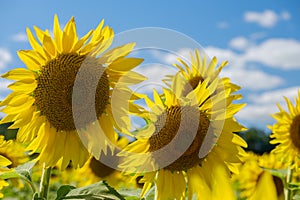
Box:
118;49;247;199
119;50;246;170
269;91;300;170
234;152;285;199
0;15;145;169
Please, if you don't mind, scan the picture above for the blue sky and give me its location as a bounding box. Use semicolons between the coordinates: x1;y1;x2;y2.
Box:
0;0;300;130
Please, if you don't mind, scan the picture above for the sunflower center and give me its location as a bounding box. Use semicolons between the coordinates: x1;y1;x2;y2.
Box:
89;157;115;178
34;53;110;131
182;76;204;96
290;115;300;150
149;105;210;171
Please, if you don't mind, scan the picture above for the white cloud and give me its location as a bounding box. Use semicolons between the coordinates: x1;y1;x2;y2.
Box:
229;36;252;51
281;11;291;20
0;48;12;71
11;32;27;42
205;49;282;91
146;37;300;92
204;46;240;65
250;32;267;40
0;79;12;100
245;38;300;69
163;48;194;65
248;86;300;105
236;104;277;127
216;22;229;29
222;68;284;90
244;10;291;28
244;10;278;28
132;63;177;94
237;87;300;126
207;38;300;70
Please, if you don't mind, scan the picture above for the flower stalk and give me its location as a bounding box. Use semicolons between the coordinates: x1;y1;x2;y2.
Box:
285;167;293;200
39;163;52;199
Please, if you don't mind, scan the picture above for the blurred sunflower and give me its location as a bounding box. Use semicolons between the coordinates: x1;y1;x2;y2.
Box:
0;136;29;190
0;136;12;198
269;91;300;170
0;15;145;169
163;49;241;96
234;152;286;200
56;137;139;189
119;50;247;199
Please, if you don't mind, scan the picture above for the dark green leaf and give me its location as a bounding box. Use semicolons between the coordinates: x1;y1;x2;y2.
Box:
55;185;76;200
103;180;125;200
61;181;123;200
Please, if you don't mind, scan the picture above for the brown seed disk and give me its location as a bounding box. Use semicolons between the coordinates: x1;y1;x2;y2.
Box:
149;105;211;171
34;53;110;131
89;157;115;178
290;115;300;150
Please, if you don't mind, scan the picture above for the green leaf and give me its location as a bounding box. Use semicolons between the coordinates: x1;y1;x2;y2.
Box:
15;161;36;182
143;186;155;200
118;188;141;200
288;182;300;191
124;196;140;200
60;181;124;200
32;192;44;200
103;180;125;200
0;170;21;179
261;167;288;179
55;185;76;200
0;161;36;182
293;194;300;200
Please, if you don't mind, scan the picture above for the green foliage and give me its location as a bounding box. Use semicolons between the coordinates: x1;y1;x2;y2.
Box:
54;181;144;200
237;127;275;154
0;161;37;192
0;122;18;140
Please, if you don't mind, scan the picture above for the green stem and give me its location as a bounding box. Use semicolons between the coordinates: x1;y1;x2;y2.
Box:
285;167;293;200
39;163;52;199
21;177;36;193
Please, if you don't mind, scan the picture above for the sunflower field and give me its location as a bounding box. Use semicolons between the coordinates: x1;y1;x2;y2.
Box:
0;14;300;200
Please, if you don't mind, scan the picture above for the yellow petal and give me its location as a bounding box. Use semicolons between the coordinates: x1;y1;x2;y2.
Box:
0;155;12;166
72;30;93;52
1;68;35;80
42;34;57;57
90;19;104;43
8;81;37;94
108;57;144;71
17;50;41;71
98;43;135;64
26;27;42;52
62;16;77;52
53;14;63;53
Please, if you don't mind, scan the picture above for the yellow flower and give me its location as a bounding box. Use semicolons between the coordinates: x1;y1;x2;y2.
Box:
269;91;300;170
234;152;286;200
0;137;29;192
119;50;247;199
57;137;139;189
0;15;145;169
0;136;12;198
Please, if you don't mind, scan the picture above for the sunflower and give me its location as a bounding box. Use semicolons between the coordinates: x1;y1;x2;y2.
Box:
234;152;286;200
119;50;247;199
0;136;12;198
163;49;241;96
0;136;29;191
0;15;145;169
55;137;139;189
268;91;300;170
0;138;28;168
